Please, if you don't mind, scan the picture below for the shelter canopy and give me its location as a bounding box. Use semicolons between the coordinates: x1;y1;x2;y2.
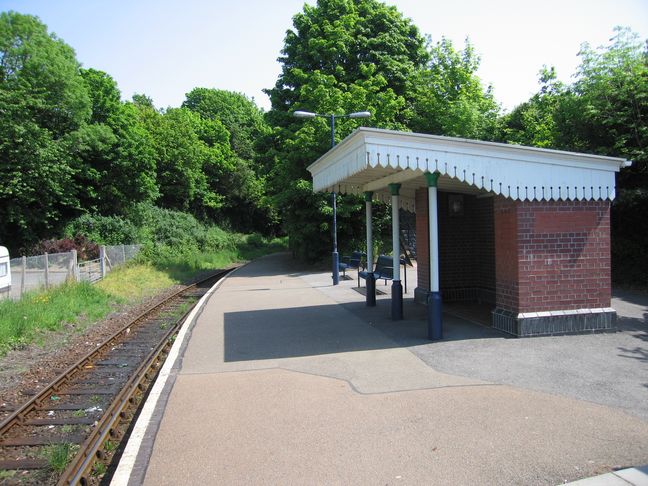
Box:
307;128;631;210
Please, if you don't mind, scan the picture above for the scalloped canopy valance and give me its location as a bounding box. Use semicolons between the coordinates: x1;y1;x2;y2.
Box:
307;128;630;210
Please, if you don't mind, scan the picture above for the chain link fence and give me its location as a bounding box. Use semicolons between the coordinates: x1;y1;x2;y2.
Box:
4;244;141;300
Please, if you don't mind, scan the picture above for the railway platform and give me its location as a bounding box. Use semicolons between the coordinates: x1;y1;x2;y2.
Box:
111;252;648;486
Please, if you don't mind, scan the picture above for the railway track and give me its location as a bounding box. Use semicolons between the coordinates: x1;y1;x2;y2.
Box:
0;269;231;485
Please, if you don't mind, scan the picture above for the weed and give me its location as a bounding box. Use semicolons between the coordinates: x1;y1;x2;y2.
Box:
92;461;107;476
104;440;118;452
61;424;76;434
0;470;16;480
90;395;101;405
72;409;85;417
42;443;79;473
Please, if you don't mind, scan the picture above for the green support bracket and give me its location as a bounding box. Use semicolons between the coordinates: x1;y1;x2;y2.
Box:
388;183;401;196
425;171;441;187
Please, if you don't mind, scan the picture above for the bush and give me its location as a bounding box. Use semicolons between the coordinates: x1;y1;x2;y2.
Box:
29;235;99;260
126;203;209;248
64;214;139;245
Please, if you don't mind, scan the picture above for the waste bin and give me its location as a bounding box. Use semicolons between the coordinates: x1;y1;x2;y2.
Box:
0;246;11;297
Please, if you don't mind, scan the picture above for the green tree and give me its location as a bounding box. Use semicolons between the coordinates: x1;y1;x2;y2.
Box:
0;12;90;251
501;27;648;284
66;69;158;215
183;88;269;162
571;28;648;283
409;37;501;139
139;106;222;216
265;0;428;260
182;88;278;233
502;66;565;148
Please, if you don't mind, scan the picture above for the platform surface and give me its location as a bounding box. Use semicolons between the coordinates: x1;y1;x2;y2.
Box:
114;253;648;486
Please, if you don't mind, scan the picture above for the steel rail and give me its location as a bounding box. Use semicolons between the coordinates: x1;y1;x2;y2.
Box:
58;283;206;485
0;268;231;482
0;271;222;436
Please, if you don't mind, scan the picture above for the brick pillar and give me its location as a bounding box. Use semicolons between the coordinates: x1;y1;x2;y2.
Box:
492;197;615;336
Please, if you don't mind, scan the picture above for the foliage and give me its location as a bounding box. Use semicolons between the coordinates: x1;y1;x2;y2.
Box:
409;37;501;139
0;12;90;252
64;213;139;246
29;234;99;260
501;27;648;285
183;88;269;161
69;69;158;215
265;0;428;261
501;66;566;148
182;88;278;234
43;443;79;473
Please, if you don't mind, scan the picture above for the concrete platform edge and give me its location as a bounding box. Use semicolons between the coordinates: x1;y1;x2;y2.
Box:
109;263;247;486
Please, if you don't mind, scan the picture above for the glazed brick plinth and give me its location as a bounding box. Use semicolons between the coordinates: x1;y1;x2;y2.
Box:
492;307;616;337
494;197;612;314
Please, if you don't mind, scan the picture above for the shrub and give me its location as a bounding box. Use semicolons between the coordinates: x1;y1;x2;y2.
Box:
29;235;99;260
126;203;208;248
64;214;139;245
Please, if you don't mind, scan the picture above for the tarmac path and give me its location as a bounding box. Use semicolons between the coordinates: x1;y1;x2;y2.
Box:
120;253;648;486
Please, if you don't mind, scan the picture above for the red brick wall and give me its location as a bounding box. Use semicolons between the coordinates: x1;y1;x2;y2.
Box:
517;199;611;312
494;197;611;313
494;198;520;311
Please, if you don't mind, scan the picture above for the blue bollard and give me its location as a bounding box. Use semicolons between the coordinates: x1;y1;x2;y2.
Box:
427;291;443;340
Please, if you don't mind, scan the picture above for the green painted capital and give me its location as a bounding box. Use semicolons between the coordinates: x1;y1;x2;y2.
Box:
364;191;374;202
425;171;441;187
388;183;401;196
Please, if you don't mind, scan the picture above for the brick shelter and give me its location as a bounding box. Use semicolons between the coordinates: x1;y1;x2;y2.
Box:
307;128;630;338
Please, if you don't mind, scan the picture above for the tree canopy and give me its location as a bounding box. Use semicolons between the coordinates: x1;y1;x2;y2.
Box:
0;11;90;247
501;27;648;283
264;0;429;260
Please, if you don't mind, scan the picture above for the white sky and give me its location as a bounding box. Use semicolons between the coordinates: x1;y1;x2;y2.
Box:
2;0;648;112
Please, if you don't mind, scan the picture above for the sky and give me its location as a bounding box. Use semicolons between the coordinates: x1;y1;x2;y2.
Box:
2;0;647;112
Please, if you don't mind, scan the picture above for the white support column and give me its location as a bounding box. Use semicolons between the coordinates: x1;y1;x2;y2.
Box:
429;187;440;292
365;192;373;269
388;183;403;320
391;198;400;281
425;171;443;339
364;191;376;306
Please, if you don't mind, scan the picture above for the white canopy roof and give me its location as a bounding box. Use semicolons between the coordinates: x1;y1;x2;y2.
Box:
307;128;631;210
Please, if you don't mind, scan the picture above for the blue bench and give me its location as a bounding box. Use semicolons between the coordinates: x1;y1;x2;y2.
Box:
339;251;366;285
359;255;394;285
359;255;409;293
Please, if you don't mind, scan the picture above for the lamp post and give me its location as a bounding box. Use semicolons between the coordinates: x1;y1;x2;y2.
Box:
293;110;371;285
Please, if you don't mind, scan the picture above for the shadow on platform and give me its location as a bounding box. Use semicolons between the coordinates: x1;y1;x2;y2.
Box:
223;297;510;363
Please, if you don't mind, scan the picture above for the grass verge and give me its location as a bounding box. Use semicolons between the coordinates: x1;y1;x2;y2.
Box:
0;235;287;357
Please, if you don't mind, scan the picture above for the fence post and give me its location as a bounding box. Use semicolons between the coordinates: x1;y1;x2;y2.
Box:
70;250;78;282
21;256;26;296
44;252;50;289
121;245;126;266
100;246;106;279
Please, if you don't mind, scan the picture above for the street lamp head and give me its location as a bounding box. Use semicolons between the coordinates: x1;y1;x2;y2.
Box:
293;110;317;118
348;111;371;118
